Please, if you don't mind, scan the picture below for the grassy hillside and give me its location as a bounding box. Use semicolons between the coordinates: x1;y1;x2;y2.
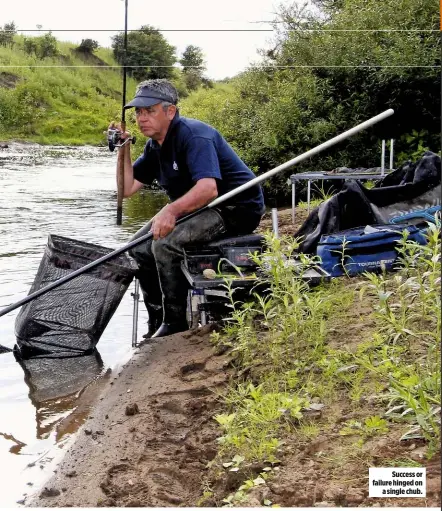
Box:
0;38;138;145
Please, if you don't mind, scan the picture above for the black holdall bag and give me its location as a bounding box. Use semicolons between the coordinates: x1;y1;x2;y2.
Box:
296;152;441;255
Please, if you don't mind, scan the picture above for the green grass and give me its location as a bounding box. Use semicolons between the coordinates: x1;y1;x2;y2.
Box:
208;217;441;503
297;183;336;211
0;37;143;146
210;233;356;464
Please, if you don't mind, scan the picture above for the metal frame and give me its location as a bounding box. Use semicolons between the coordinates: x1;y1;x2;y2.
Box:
181;260;330;327
290;172;392;223
291;139;395;224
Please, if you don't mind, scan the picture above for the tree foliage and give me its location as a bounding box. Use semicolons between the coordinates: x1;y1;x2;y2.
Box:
180;45;207;91
111;25;177;81
23;37;38;56
180;45;205;72
0;22;16;48
22;32;58;59
76;39;99;54
37;32;59;59
181;0;440;202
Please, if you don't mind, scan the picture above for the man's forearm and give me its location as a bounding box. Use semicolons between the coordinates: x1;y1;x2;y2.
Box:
167;179;218;218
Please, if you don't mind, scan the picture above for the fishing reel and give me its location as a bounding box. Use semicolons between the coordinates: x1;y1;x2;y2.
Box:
107;128;136;152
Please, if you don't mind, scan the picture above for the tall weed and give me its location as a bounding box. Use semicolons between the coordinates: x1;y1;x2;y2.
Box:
359;219;441;455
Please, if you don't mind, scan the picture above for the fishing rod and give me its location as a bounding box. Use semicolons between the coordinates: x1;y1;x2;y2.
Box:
116;0;129;225
0;108;394;320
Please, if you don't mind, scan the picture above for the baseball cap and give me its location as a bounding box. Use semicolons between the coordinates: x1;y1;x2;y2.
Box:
124;85;176;109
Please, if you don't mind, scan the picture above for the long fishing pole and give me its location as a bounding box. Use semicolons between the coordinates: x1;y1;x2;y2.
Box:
0;108;394;319
116;0;129;225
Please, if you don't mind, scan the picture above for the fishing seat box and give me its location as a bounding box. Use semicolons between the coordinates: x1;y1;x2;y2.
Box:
183;234;265;274
317;224;427;277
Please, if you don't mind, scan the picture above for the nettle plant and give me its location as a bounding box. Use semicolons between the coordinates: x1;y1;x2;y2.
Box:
220;232;329;375
215;382;308;462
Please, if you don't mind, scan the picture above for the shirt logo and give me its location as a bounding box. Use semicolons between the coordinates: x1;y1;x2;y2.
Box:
173;161;179;171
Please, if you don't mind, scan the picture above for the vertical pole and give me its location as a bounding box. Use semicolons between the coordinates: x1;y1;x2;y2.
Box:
389;139;394;169
271;208;279;238
190;291;200;328
116;146;125;225
292;181;296;224
307;180;311;214
116;0;128;226
381;139;386;177
131;278;139;348
199;291;207;326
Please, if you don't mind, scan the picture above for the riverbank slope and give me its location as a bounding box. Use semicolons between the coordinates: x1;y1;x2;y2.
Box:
28;208;441;508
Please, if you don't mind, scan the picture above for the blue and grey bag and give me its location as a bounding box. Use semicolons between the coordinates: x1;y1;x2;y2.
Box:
317;225;427;277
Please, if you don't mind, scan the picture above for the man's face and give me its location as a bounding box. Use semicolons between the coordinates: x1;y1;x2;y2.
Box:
135;103;176;141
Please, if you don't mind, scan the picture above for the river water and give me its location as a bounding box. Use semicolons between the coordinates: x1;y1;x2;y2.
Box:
0;143;168;507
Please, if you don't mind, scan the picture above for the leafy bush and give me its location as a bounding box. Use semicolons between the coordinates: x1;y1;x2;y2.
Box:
0;22;16;48
181;0;440;202
36;32;58;59
76;39;99;54
23;37;38;56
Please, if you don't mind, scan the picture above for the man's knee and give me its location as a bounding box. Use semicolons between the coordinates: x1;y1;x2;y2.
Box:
128;221;154;262
129;239;154;265
128;246;137;260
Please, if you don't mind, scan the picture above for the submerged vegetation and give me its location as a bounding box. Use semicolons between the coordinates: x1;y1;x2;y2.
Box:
206;218;440;505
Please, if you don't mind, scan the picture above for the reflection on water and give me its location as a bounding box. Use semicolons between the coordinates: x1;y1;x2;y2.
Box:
15;351;104;442
124;189;169;231
0;142;169;507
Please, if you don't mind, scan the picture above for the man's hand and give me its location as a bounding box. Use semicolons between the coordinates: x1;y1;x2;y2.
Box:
151;205;177;239
108;122;131;143
109;122;144;198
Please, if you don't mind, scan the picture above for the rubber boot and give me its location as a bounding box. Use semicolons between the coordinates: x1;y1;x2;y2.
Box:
151;304;188;338
142;303;163;339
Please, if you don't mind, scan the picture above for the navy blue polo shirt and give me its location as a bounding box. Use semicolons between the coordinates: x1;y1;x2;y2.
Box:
132;112;265;216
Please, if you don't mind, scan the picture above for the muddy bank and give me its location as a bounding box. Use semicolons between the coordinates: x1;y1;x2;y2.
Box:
28;324;230;507
28;318;441;508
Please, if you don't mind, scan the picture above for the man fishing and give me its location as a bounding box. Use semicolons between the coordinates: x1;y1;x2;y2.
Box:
117;79;265;339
